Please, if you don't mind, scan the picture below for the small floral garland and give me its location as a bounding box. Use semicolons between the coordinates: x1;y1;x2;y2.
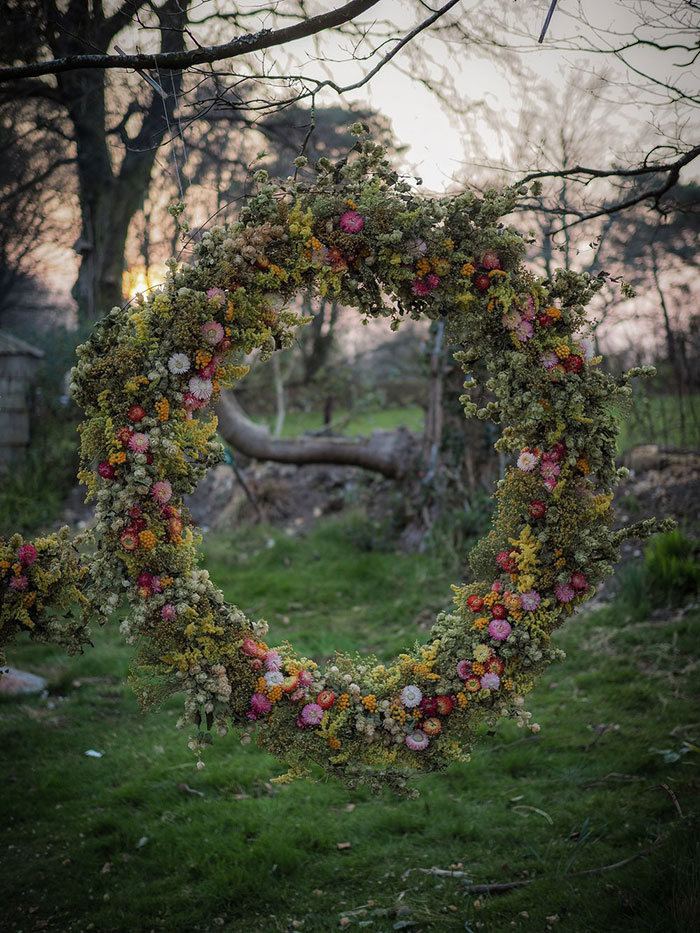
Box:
0;127;667;794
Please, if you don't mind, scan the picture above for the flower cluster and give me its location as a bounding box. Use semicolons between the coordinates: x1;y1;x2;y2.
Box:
0;128;668;794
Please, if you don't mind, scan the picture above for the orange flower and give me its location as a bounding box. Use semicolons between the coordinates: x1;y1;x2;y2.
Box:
327;736;341;750
138;530;157;550
546;305;562;320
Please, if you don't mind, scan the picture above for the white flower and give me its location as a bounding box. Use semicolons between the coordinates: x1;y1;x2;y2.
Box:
188;376;213;400
168;353;191;374
400;685;423;708
264;671;284;688
517;451;538;472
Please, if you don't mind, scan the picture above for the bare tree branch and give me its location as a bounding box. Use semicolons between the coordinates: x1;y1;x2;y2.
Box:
0;0;386;82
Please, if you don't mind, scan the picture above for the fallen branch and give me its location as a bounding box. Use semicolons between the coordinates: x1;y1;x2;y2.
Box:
216;392;417;479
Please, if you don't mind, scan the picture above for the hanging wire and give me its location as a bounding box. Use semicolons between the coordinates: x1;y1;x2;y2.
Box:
154;56;185;200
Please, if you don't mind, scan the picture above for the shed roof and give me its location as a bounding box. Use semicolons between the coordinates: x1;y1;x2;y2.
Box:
0;330;45;358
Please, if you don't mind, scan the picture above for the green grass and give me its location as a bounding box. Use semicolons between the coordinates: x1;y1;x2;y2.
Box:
1;517;698;933
256;406;425;439
618;392;700;452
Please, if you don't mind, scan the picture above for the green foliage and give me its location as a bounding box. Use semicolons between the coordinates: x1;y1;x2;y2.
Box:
643;530;700;605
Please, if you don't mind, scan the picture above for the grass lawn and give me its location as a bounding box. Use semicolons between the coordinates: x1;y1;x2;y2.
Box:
617;392;700;453
256;406;425;439
1;518;698;933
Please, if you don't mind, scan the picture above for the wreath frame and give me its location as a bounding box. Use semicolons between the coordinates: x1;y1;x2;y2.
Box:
0;128;668;795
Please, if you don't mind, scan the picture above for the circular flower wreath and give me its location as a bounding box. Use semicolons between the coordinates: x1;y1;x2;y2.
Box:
0;128;667;795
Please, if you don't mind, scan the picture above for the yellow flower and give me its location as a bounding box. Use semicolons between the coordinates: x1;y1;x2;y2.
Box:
473;616;489;630
474;643;490;662
546;305;562;320
461;262;475;276
327;736;341;750
577;456;591;473
415;257;431;277
555;343;570;360
472;661;485;676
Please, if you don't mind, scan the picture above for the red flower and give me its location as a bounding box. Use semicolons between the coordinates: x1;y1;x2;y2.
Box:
98;461;115;480
317;690;336;710
485;657;504;675
474;274;491;292
529;500;547;519
435;695;453;716
466;594;484;612
464;676;481;693
537;313;553;328
491;603;507;619
496;551;517;573
550;442;567;462
128;405;146;422
116;427;134;446
119;528;139;551
420;696;439;717
564;354;583;373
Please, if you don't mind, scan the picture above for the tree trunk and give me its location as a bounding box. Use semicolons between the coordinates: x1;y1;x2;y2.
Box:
216;392;416;479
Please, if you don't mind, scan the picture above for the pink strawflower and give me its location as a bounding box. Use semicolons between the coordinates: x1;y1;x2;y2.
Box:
541;351;559;370
265;650;282;672
571;572;588;590
411;278;431;297
17;544;38;566
489;618;512;641
457;660;473;680
406;237;427;258
482;250;502;270
515;318;534;342
401;685;423;708
151;481;172;504
491;580;504;593
183;392;206;412
502;309;520;331
199;361;216;379
206;287;226;304
517;451;538;472
241;637;259;657
424;273;440;290
298;670;314;686
519;295;536;320
555;583;575;603
128;432;150;453
300;702;324;726
201;320;225;346
188;376;213;400
251;693;272;715
540;460;560;480
137;572;153;589
543;476;558;492
405;729;430;751
481;672;501;690
9;575;28;591
339;210;364;233
161;604;177;620
520;590;541;611
151;576;163;593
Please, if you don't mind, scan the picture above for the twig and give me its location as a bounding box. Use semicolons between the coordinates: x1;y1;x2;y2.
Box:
403;843;666;894
651;783;685;819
